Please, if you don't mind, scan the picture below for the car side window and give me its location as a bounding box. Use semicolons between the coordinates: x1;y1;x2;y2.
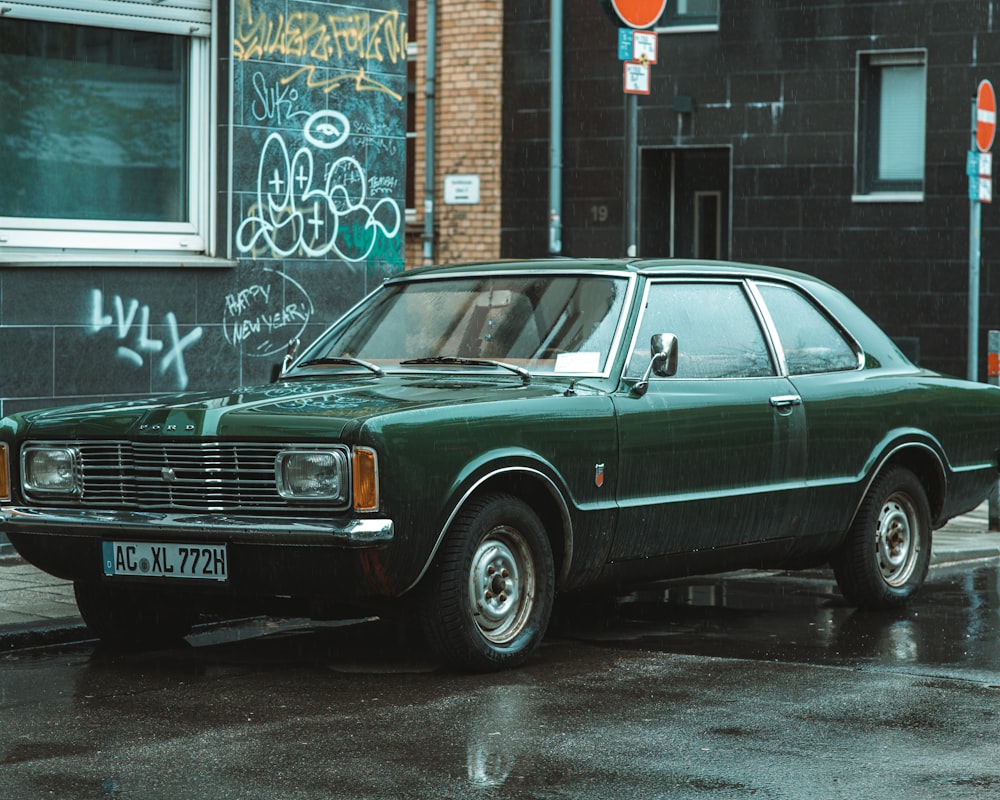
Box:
756;283;860;375
627;282;775;379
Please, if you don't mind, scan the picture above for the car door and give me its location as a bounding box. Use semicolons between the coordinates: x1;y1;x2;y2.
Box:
752;281;872;537
609;279;806;561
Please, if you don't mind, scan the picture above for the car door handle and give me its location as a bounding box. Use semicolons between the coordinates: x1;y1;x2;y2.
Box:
769;394;802;410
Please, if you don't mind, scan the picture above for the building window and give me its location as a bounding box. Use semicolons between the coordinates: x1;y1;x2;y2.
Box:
657;0;719;31
0;0;212;258
855;50;927;199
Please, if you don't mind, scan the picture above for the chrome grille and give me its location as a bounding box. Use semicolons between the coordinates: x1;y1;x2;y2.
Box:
47;441;333;512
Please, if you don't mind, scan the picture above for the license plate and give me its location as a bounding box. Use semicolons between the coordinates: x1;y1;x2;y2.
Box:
102;541;228;582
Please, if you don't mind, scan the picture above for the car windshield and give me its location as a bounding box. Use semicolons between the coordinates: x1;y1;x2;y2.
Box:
295;273;631;375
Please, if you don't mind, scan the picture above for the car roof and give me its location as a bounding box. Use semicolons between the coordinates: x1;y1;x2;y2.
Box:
372;259;914;371
392;258;825;286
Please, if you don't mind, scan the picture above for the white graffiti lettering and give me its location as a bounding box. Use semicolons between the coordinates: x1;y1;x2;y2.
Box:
229;303;310;345
222;269;315;358
369;175;399;196
89;289;203;390
225;285;272;317
250;71;308;125
235;109;401;261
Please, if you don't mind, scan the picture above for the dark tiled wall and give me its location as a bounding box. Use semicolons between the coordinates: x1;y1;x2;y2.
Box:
503;0;1000;379
0;0;407;417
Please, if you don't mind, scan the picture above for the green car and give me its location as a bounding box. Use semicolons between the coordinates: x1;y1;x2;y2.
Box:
2;259;999;670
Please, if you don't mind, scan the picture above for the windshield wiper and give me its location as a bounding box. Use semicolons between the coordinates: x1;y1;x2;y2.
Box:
293;356;385;377
401;356;530;385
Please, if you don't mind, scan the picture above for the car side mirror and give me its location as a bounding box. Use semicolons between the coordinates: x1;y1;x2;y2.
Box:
651;333;678;377
270;338;300;383
632;333;678;396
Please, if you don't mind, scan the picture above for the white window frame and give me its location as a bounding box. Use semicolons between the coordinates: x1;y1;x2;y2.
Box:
853;49;928;203
0;1;217;261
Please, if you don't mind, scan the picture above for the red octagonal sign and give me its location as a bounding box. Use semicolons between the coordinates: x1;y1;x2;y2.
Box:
611;0;668;30
977;79;996;153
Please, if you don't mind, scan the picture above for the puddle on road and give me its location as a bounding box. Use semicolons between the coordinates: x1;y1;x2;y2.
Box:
115;564;1000;676
550;565;1000;673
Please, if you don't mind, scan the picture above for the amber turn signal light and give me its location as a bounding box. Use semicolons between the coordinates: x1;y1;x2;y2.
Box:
352;446;379;512
0;444;10;502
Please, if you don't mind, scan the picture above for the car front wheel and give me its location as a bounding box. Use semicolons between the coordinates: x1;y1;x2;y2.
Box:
832;466;932;609
74;582;197;647
420;493;555;671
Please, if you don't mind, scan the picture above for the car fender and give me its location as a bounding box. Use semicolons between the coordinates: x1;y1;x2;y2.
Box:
851;432;949;526
402;452;577;594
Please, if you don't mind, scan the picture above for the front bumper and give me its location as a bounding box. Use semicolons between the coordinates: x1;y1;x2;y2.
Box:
0;506;394;546
1;506;401;601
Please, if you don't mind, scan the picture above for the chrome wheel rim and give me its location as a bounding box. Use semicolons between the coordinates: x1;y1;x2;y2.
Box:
876;491;920;587
468;526;535;645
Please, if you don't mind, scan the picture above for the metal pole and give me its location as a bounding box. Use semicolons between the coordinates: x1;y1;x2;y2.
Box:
990;333;1000;530
969;98;982;381
625;92;638;257
422;0;437;264
548;0;563;254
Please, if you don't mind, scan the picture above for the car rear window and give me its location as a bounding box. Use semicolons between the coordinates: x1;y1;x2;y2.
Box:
756;283;860;375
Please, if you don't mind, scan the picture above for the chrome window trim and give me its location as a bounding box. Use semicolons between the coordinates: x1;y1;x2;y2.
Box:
623;276;780;382
745;280;789;376
750;280;866;375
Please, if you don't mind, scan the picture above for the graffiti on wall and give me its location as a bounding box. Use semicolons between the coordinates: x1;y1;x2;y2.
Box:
223;268;315;358
235;109;401;261
89;289;204;390
228;0;406;361
233;0;406;99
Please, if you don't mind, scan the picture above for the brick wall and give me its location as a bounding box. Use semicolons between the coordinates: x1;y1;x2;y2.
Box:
406;0;504;267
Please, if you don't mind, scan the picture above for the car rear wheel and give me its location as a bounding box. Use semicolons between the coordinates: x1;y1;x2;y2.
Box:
419;493;555;671
832;467;932;609
74;582;197;647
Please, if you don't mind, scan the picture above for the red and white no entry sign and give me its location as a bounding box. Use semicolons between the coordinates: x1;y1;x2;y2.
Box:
611;0;668;30
976;79;996;152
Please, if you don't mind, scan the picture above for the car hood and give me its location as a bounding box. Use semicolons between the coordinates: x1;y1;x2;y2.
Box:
16;375;592;441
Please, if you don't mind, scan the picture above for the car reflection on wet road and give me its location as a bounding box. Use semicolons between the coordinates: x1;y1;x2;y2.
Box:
2;564;999;799
555;563;1000;681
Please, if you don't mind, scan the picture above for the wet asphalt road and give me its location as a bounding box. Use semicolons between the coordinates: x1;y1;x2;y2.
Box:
2;564;999;800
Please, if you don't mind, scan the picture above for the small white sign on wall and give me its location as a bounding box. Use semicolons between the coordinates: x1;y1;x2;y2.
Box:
444;174;480;204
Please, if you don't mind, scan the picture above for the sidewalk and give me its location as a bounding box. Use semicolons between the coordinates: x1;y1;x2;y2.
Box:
2;504;1000;648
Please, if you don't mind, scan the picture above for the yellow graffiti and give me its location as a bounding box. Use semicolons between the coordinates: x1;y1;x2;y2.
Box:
281;65;402;101
233;0;407;66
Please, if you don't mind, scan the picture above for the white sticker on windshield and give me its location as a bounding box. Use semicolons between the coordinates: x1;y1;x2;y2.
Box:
554;352;601;373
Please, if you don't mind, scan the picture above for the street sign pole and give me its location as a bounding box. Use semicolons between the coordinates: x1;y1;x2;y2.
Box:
612;1;664;258
970;79;996;380
970;98;981;381
625;92;638;257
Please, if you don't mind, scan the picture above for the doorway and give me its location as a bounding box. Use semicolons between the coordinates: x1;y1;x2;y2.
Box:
639;148;731;259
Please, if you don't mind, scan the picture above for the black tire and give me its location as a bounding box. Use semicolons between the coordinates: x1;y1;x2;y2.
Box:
419;493;555;671
74;582;197;648
832;467;932;609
